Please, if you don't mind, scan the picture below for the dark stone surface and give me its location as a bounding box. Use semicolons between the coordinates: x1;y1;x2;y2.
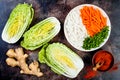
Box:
0;0;120;80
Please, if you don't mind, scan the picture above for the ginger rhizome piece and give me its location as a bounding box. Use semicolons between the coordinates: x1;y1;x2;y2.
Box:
6;48;43;77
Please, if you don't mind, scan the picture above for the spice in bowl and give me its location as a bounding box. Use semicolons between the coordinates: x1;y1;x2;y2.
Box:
92;50;114;71
84;50;114;79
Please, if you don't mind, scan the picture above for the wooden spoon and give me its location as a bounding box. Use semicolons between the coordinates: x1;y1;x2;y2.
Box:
93;61;104;71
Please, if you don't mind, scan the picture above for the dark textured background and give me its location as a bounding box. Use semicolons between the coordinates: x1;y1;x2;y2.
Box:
0;0;120;80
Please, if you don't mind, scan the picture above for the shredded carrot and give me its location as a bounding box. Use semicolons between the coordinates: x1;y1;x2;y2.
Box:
80;6;107;37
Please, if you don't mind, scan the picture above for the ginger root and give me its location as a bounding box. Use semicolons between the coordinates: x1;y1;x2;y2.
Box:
6;48;43;77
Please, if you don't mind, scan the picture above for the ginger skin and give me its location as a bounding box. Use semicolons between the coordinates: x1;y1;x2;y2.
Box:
6;48;43;77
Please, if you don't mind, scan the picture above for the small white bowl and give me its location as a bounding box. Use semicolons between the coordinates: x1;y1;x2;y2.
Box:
64;4;111;52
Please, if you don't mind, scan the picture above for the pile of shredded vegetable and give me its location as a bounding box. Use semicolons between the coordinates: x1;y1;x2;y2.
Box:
82;26;109;50
80;6;107;37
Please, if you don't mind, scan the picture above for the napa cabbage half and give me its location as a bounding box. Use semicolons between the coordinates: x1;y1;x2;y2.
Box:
1;3;34;43
21;17;61;50
38;43;84;78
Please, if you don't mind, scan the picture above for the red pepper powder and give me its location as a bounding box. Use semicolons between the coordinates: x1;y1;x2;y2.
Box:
84;50;114;79
84;69;98;79
93;50;114;71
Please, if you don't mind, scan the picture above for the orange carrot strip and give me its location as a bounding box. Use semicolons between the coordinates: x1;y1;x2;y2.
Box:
80;6;107;37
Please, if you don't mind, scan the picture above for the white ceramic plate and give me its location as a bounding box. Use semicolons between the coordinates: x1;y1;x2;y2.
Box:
64;4;111;52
